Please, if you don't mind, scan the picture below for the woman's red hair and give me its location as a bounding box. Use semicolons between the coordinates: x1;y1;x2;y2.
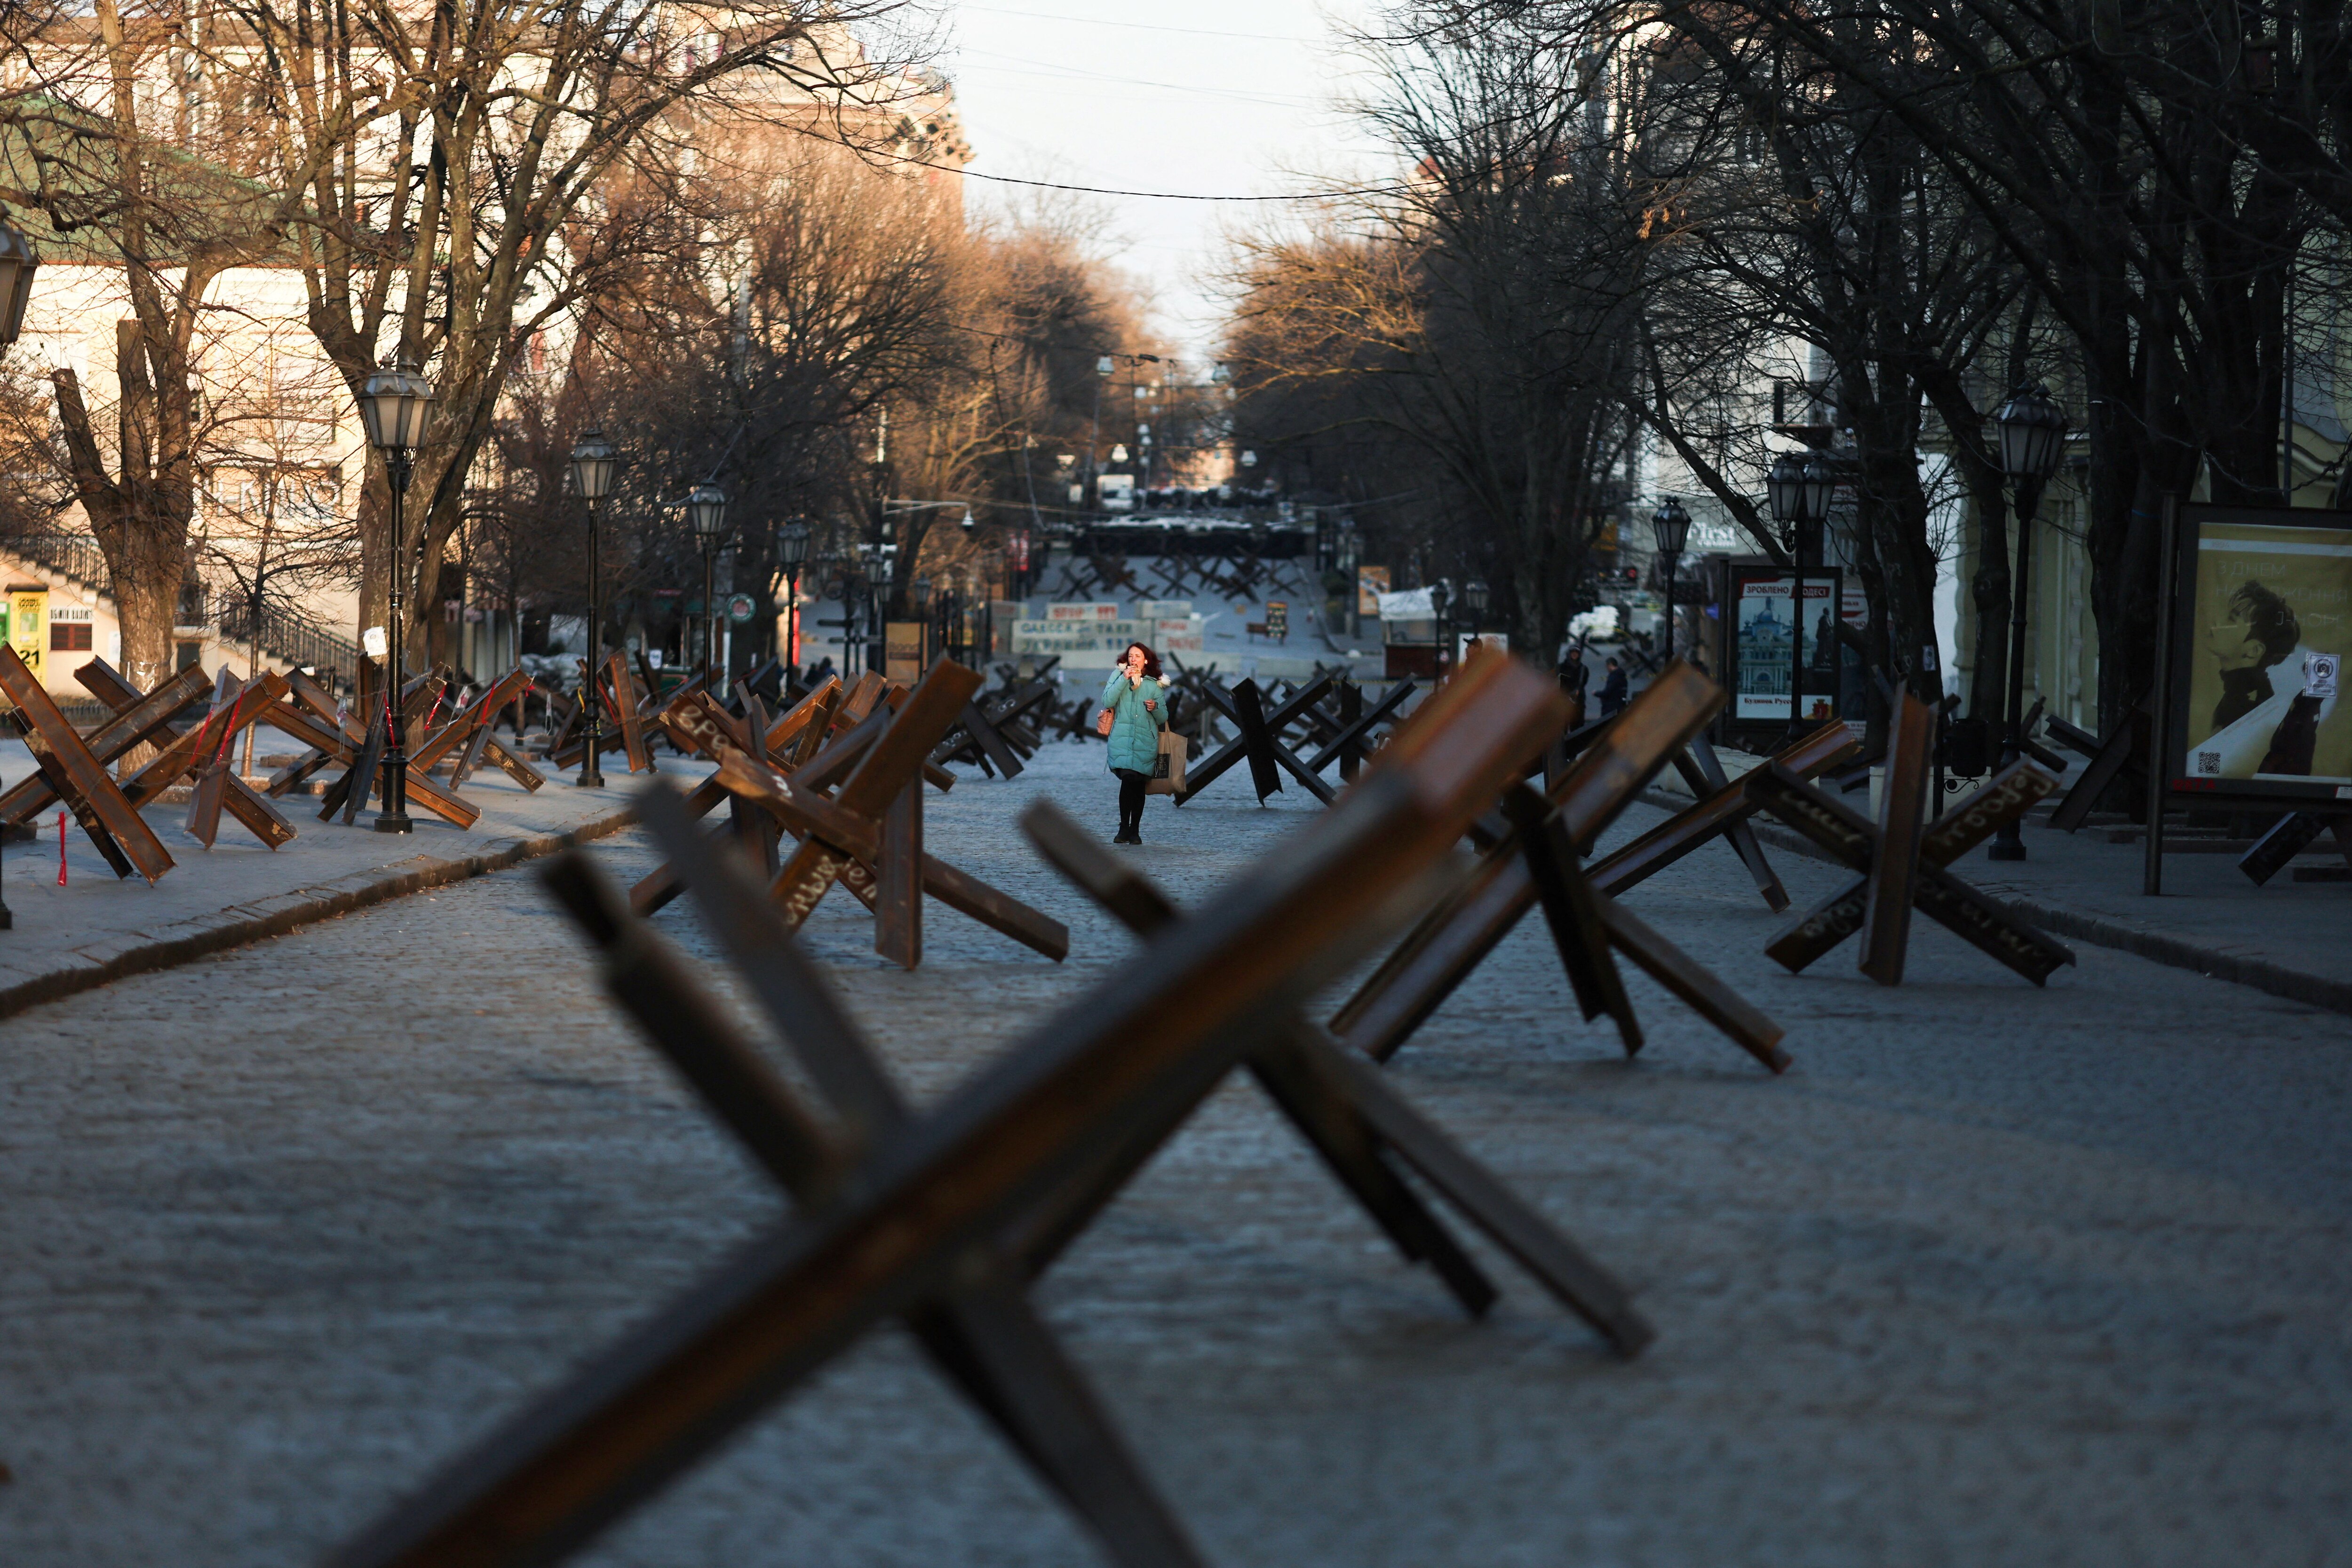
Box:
1122;642;1163;679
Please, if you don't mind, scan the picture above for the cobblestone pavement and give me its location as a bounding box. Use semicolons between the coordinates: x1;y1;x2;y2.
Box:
2;742;2348;1567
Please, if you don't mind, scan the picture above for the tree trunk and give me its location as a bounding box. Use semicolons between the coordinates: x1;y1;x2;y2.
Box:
50;366;190;692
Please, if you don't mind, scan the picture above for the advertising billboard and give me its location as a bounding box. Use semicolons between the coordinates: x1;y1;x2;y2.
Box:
1731;570;1840;723
2167;506;2352;804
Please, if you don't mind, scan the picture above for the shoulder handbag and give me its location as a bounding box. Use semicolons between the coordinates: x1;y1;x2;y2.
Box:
1096;703;1115;737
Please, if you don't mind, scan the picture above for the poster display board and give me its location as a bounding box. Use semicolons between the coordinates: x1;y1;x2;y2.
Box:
884;621;928;684
2166;505;2352;804
1729;567;1842;727
6;584;46;682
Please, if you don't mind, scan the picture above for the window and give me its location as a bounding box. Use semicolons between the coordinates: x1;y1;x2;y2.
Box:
50;621;92;653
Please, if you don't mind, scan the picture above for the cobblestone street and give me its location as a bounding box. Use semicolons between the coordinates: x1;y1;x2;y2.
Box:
3;743;2347;1567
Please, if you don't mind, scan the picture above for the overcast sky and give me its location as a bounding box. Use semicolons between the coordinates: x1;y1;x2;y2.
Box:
923;0;1392;360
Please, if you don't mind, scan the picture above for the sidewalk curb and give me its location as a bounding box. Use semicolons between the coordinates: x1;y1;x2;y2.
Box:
0;805;639;1023
1639;788;2352;1019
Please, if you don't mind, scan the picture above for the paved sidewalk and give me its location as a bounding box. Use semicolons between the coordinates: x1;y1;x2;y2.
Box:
0;728;710;1019
1652;749;2352;1016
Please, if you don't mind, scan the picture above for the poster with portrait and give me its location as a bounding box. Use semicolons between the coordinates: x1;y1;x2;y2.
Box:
2169;507;2352;803
1731;569;1840;724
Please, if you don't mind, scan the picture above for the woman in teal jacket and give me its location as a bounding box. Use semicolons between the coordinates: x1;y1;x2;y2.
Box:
1100;641;1171;843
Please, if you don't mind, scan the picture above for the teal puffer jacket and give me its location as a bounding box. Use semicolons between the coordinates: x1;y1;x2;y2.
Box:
1100;671;1171;773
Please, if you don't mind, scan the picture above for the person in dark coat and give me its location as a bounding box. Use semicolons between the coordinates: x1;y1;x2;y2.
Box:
1597;656;1629;717
1557;646;1590;728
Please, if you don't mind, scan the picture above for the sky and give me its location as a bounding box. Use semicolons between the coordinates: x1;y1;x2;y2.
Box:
918;0;1393;360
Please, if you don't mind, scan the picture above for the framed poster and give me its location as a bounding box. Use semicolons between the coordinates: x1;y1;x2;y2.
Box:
7;584;46;680
2167;504;2352;804
1728;566;1842;731
884;621;929;684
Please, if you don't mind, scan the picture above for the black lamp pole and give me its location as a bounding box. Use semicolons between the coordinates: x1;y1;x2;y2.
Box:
358;353;435;834
568;431;617;788
0;214;36;930
1988;383;2070;862
778;518;810;675
1651;496;1691;663
1430;579;1451;677
1767;453;1833;744
689;482;729;679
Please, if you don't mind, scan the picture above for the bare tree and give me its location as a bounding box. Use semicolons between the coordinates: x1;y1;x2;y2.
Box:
0;4;342;680
1229;15;1653;656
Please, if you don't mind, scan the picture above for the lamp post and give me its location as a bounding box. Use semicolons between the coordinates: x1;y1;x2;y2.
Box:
1460;578;1489;657
1766;452;1833;744
0;215;40;351
688;481;730;678
0;214;35;931
1091;354;1112;510
357;352;434;833
1336;521;1361;638
1987;382;2070;862
567;430;617;788
1651;496;1691;663
1430;579;1451;677
777;517;810;675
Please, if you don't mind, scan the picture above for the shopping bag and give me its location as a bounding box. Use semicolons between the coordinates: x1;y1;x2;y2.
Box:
1146;729;1188;795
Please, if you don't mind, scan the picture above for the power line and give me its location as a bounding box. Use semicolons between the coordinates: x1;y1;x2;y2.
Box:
874;144;1403;201
951;50;1325;111
764;91;1400;201
954;3;1323;43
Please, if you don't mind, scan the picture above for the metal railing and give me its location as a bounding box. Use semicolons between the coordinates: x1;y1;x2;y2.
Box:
4;532;361;692
216;598;360;692
1;530;111;593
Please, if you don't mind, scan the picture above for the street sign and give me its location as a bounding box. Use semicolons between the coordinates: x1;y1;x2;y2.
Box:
727;592;757;624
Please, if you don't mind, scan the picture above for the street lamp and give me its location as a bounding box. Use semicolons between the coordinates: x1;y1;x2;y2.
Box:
1090;354;1113;509
1988;382;2070;861
1461;577;1489;631
566;430;618;788
1766;452;1832;743
356;351;434;833
0;215;31;929
0;215;40;350
1651;496;1691;662
777;517;810;673
1430;579;1451;677
1336;522;1361;638
688;481;730;678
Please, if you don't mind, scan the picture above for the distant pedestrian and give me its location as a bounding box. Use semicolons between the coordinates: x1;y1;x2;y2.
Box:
1557;648;1590;728
1099;641;1170;844
1598;657;1628;718
807;655;835;685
